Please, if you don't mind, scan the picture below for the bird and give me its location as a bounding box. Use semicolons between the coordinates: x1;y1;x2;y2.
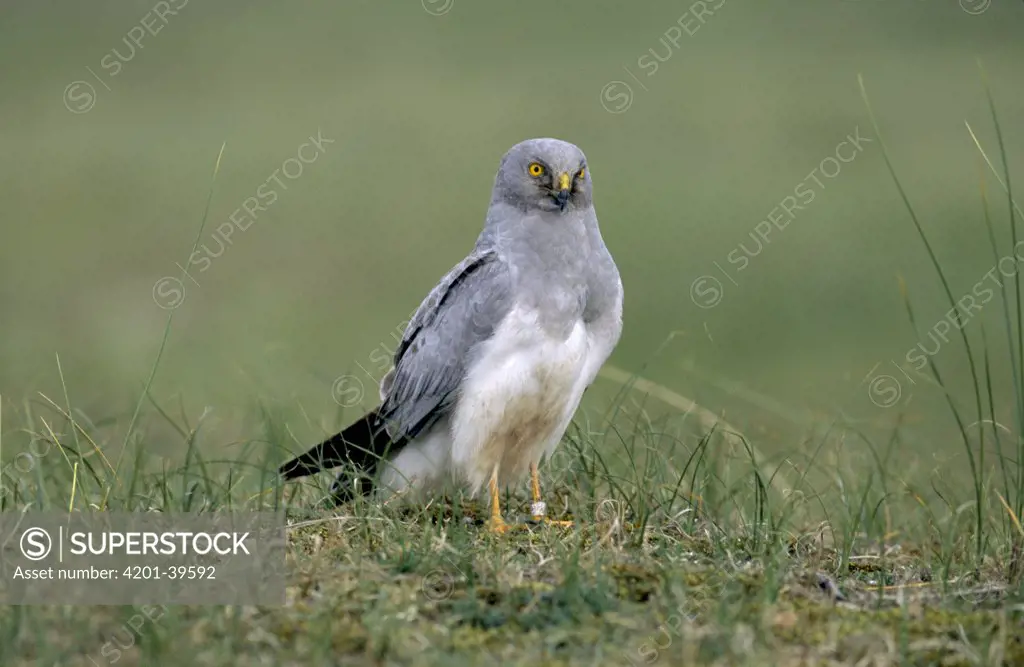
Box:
279;137;623;533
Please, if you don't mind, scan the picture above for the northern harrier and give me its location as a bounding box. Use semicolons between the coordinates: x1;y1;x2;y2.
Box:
279;138;623;532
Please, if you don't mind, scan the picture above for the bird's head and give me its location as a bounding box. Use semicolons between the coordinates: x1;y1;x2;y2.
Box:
491;138;592;214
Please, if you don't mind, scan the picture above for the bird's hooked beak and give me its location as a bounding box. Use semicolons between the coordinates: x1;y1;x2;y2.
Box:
554;172;571;211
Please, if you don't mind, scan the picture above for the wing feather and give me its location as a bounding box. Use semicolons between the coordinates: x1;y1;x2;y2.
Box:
378;249;512;440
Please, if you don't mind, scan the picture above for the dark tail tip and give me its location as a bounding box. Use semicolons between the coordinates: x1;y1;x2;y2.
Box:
278;409;404;501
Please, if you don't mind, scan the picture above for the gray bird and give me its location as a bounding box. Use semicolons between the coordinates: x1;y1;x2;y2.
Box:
279;138;623;532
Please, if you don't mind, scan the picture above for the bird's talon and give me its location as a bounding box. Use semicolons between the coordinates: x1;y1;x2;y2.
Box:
544;518;574;527
486;517;510;534
529;515;573;527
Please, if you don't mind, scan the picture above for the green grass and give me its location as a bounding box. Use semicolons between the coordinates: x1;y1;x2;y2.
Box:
2;381;1024;666
4;67;1024;667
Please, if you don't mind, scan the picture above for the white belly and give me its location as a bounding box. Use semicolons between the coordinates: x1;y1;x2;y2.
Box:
451;304;591;494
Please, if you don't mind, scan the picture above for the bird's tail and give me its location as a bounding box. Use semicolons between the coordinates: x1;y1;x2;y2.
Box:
278;408;403;503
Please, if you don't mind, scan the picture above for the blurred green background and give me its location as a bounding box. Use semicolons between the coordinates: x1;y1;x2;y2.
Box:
2;0;1023;472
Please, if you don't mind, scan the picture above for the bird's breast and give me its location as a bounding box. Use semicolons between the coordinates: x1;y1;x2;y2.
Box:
451;303;591;491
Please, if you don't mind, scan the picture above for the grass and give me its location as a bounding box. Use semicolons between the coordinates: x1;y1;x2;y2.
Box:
2;388;1024;666
2;78;1024;665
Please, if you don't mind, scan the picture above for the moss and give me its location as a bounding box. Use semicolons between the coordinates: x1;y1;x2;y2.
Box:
765;595;1024;664
607;562;662;602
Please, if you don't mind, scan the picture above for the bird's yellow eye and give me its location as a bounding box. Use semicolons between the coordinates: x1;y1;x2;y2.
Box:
528;162;545;177
577;167;586;179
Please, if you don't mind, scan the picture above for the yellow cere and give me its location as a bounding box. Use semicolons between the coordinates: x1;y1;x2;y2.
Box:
558;172;570;190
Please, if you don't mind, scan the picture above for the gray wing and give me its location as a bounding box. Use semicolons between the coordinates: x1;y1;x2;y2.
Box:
377;248;512;440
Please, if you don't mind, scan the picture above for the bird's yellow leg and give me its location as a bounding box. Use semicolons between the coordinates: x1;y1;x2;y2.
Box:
486;467;510;534
530;461;573;526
